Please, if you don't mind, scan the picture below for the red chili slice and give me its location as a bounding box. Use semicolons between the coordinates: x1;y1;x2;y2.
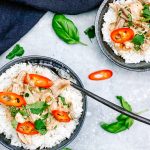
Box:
16;121;38;135
24;74;53;88
89;70;113;80
52;110;71;122
0;92;26;107
110;28;134;43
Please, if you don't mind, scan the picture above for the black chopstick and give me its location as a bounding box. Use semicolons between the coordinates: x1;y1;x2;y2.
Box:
71;82;150;125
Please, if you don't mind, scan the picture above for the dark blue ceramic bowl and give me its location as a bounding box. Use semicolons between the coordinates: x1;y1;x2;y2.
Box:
0;55;87;150
95;0;150;71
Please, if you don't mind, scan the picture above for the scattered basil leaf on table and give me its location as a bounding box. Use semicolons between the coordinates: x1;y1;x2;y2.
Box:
132;34;145;51
26;101;48;115
100;96;134;133
6;44;25;60
35;119;47;135
52;14;86;45
84;25;95;41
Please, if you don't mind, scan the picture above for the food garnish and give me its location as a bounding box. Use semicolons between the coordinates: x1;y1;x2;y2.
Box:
100;96;134;133
24;74;53;88
88;70;113;81
16;121;38;135
6;44;25;60
0;92;26;107
52;110;71;122
52;14;86;45
84;25;95;41
110;28;134;43
142;4;150;22
35;119;47;135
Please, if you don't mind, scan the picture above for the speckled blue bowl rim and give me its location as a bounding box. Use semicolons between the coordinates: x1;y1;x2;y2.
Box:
0;55;87;150
95;0;150;72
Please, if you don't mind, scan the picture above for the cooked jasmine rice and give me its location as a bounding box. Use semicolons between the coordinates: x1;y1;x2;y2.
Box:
102;0;150;63
0;63;83;149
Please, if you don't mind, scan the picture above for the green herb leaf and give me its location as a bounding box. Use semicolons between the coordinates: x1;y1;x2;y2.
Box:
128;14;133;27
84;25;95;40
100;121;127;133
100;96;134;134
19;106;29;117
54;125;57;129
6;44;25;60
39;87;46;91
132;34;145;46
116;96;132;111
11;119;18;129
52;14;86;45
59;96;67;105
35;119;47;135
26;101;48;115
25;93;29;97
41;113;49;120
9;107;19;117
142;4;150;22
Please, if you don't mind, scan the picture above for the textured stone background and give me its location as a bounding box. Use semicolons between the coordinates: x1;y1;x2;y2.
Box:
0;10;150;150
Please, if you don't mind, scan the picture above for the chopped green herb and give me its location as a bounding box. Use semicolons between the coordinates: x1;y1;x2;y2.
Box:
100;96;134;134
132;34;145;51
11;119;18;129
19;106;29;117
9;107;19;117
59;96;67;106
25;93;29;97
128;14;133;27
54;125;57;129
39;87;46;91
84;25;95;41
35;119;47;135
41;113;49;120
26;101;48;115
6;44;25;60
142;4;150;22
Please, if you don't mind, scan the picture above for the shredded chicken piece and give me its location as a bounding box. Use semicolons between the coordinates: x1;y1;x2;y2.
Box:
17;133;32;145
50;79;70;97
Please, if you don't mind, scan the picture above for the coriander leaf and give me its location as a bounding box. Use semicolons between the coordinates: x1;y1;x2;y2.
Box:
26;101;48;115
128;14;133;27
11;119;18;129
41;113;49;120
52;14;86;45
142;4;150;22
100;121;127;133
39;87;46;91
62;148;72;150
84;25;95;40
6;44;25;60
59;96;67;105
35;119;47;135
54;125;57;129
117;114;128;121
116;96;132;112
9;107;19;117
19;106;29;117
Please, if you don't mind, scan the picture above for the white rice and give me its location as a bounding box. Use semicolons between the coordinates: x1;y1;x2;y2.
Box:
102;0;150;63
0;63;83;149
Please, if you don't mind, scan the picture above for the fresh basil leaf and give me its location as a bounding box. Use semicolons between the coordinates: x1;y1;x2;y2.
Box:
11;119;18;129
117;114;128;121
6;44;25;60
35;119;47;135
62;148;72;150
125;118;134;129
26;101;48;115
52;14;86;45
100;121;127;133
116;96;132;112
84;25;95;40
9;107;19;117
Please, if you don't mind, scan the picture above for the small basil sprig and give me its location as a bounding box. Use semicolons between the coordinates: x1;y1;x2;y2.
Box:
6;44;25;60
52;14;86;45
84;25;95;41
100;96;134;133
